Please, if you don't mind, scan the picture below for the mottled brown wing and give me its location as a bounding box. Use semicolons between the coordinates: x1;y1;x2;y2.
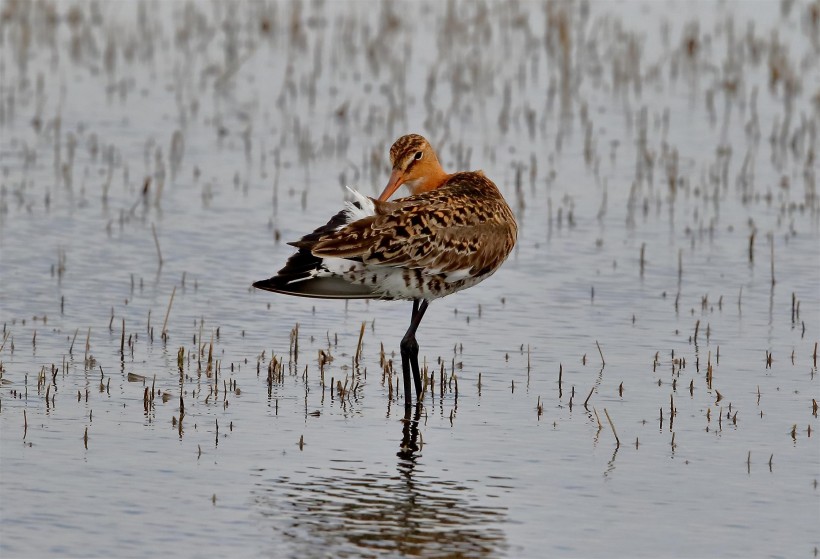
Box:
403;221;516;278
310;174;517;280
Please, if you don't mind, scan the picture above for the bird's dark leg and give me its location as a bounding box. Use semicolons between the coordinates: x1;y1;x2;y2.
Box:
400;299;429;407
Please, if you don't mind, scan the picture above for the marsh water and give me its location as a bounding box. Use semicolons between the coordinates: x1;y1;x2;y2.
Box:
1;1;818;557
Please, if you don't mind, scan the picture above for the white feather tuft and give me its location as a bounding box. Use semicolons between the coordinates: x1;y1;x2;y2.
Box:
343;186;376;223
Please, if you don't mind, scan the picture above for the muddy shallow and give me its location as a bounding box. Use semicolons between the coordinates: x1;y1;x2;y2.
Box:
1;1;818;557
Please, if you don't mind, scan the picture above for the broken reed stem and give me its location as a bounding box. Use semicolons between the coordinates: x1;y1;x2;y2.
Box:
583;386;594;409
152;223;163;266
354;321;365;363
670;393;675;427
595;340;605;366
604;408;620;446
558;363;563;398
748;231;755;262
162;286;176;337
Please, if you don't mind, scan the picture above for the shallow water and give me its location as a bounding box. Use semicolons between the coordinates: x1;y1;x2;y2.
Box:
1;1;818;557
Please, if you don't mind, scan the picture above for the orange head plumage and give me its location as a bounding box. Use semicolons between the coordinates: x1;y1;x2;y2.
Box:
378;134;449;201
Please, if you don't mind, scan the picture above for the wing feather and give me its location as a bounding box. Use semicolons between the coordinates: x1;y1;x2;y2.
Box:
310;173;517;284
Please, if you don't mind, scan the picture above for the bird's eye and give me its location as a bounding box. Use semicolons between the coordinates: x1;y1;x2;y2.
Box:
414;151;423;161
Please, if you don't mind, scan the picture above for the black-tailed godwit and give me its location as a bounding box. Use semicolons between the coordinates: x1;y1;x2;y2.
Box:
254;134;517;406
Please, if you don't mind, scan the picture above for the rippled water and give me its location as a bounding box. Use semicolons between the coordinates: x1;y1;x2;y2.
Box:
1;1;818;558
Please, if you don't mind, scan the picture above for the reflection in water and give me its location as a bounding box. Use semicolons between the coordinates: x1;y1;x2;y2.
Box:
254;405;508;558
398;403;423;460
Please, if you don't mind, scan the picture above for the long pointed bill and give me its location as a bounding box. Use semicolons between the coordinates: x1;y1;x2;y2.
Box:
378;168;404;201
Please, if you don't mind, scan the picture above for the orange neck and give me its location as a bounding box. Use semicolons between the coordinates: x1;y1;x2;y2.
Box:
408;168;450;195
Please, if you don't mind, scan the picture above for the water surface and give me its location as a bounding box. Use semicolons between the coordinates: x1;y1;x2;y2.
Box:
1;1;818;557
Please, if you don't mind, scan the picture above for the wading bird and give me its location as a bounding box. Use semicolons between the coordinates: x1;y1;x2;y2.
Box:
254;134;517;406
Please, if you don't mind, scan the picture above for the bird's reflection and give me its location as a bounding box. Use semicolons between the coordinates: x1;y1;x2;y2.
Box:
253;403;507;557
397;402;422;461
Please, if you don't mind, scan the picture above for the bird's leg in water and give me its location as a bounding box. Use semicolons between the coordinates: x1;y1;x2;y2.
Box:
400;299;429;407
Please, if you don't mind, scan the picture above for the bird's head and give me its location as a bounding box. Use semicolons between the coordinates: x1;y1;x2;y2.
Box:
378;134;448;201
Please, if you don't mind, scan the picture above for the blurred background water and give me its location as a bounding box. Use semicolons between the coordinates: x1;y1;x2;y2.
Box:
1;1;818;557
